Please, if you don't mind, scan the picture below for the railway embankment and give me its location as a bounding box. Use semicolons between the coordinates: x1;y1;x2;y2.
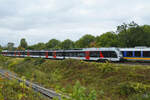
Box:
0;76;49;100
1;56;150;100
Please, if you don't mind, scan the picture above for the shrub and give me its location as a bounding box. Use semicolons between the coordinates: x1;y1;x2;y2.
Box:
0;77;4;100
0;56;8;63
1;78;49;100
33;58;45;65
97;62;115;74
71;81;97;100
49;69;63;82
32;70;47;83
24;57;32;61
8;61;18;69
128;92;150;100
118;82;150;96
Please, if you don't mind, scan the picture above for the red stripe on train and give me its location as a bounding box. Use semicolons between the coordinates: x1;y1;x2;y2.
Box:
27;50;30;56
18;52;21;56
100;51;104;58
14;51;16;56
85;51;90;60
53;51;56;58
46;51;48;58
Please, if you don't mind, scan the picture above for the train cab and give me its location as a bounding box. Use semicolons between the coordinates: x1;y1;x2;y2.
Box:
64;48;123;62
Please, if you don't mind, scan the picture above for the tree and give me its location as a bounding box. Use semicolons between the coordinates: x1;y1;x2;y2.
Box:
61;39;74;49
28;42;45;50
7;42;14;50
118;22;150;47
116;21;138;33
0;45;2;53
0;45;2;49
116;22;128;33
75;34;95;48
19;38;28;49
96;32;119;47
45;39;61;49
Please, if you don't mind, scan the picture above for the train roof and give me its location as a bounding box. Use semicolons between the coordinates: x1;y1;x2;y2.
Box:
2;47;119;52
82;47;119;51
119;48;150;51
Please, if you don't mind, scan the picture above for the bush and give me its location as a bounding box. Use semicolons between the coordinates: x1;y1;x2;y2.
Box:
0;56;8;63
24;57;32;61
118;82;150;96
33;58;45;65
97;62;115;73
1;78;49;100
8;61;18;69
129;93;150;100
71;81;97;100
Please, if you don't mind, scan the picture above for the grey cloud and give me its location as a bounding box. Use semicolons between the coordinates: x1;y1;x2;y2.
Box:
0;0;149;46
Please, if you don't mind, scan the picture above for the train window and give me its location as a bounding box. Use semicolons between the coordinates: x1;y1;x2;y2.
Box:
65;52;68;56
143;51;150;57
16;52;18;55
90;51;99;57
135;51;141;57
21;52;25;55
48;52;53;56
9;52;12;55
30;52;34;55
68;52;72;57
56;52;63;56
101;51;117;58
25;52;28;55
126;51;133;57
39;52;45;56
34;52;40;55
77;52;85;57
102;51;109;57
122;51;127;57
69;53;73;57
71;52;77;57
12;52;15;55
110;51;117;58
30;52;33;55
65;52;76;57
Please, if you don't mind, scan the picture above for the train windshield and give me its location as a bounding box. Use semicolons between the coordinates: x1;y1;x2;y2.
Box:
116;48;123;57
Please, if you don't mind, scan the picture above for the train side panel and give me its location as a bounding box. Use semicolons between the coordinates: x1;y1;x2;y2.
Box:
120;48;150;61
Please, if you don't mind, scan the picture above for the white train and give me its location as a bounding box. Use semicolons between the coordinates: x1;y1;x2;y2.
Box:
1;48;123;62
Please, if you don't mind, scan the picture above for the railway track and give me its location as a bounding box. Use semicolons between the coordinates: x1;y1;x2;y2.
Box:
0;69;62;100
113;61;150;66
86;60;150;66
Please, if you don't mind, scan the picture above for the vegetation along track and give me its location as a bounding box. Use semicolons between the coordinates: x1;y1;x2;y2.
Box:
113;61;150;66
0;69;62;100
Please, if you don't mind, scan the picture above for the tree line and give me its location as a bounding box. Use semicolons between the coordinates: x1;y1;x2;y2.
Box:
2;21;150;50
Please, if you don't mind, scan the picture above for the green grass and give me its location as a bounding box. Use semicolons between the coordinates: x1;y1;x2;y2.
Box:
0;76;49;100
1;56;150;100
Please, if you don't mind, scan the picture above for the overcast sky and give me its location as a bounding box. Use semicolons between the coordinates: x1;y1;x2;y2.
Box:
0;0;150;46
